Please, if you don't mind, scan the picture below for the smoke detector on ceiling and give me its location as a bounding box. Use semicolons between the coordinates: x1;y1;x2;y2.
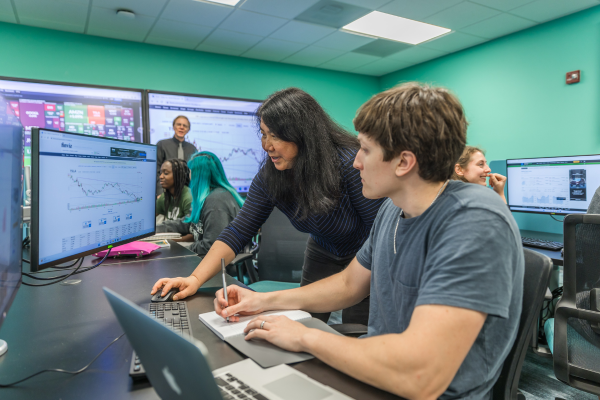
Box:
116;9;136;20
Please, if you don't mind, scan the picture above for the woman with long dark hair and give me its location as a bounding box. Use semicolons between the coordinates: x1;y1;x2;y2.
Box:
151;88;385;324
157;151;244;257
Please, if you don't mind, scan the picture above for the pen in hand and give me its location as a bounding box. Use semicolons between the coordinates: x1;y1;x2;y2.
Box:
221;258;229;323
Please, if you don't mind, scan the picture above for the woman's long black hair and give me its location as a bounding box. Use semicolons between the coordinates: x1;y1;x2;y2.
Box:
164;158;190;215
257;88;359;220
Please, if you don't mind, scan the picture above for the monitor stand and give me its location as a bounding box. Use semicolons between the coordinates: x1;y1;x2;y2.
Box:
0;339;7;357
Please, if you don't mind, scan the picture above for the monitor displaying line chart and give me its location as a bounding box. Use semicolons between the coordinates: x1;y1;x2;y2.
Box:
148;91;263;193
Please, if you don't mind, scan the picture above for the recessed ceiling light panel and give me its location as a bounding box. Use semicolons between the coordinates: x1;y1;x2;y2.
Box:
343;11;451;45
194;0;240;6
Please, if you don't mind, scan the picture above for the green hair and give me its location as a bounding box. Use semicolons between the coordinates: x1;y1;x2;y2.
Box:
184;151;244;224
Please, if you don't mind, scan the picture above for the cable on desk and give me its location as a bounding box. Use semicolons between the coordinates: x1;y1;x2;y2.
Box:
21;249;111;286
0;333;125;387
550;214;565;222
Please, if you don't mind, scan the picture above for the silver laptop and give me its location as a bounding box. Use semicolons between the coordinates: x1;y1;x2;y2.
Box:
103;287;353;400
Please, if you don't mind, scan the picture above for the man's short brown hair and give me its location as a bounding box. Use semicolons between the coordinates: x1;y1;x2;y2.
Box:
354;82;467;182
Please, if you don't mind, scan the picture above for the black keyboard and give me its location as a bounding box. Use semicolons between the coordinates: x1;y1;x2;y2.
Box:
129;301;192;381
215;373;270;400
521;236;563;251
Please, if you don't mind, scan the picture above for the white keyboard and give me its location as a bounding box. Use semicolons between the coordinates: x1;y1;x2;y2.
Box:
141;233;182;241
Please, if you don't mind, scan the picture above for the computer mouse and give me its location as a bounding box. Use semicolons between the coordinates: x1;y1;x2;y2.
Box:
151;288;179;303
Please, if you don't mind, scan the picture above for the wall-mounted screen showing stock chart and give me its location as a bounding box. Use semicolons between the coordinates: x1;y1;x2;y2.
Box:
507;154;600;215
0;77;144;167
147;91;263;193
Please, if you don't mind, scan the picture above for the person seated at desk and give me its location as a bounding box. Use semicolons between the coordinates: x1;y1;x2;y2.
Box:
214;83;524;400
157;151;244;257
453;145;507;203
152;87;385;325
156;158;192;224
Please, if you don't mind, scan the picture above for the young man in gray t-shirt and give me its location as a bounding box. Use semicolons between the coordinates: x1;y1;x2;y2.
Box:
212;83;524;399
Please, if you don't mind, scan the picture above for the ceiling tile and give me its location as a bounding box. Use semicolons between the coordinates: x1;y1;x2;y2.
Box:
269;20;335;44
387;46;447;65
295;0;370;28
281;45;345;66
336;0;392;9
15;0;88;33
460;12;536;39
353;39;412;57
146;19;213;49
201;28;264;52
377;0;463;21
469;0;537;12
424;2;501;30
196;43;245;56
219;9;288;36
240;0;320;19
351;59;408;76
420;31;487;53
87;6;155;42
318;52;381;71
313;30;375;51
161;0;232;27
509;0;600;23
93;0;168;17
242;38;307;62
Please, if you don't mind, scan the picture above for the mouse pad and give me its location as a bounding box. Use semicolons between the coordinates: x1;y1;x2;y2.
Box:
224;318;342;368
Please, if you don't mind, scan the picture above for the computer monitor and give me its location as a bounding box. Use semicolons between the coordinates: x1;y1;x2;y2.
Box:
0;93;23;341
147;91;262;193
0;77;145;168
506;154;600;215
30;128;157;272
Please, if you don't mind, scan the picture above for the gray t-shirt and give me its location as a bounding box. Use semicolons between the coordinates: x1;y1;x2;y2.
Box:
356;180;524;400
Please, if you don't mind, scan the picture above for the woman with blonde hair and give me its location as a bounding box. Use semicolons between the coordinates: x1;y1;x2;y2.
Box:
453;146;507;203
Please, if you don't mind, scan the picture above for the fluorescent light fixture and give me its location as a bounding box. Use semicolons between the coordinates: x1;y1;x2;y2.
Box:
194;0;240;6
343;11;451;45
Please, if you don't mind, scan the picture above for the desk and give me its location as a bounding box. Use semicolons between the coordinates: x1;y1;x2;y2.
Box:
1;244;400;400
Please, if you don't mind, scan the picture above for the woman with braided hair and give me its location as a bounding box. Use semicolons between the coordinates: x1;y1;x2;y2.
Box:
156;158;192;223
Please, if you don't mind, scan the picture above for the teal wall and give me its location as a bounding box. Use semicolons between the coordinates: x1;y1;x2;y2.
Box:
381;6;600;234
0;22;379;133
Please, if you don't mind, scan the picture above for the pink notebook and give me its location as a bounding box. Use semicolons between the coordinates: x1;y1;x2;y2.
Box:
93;241;160;258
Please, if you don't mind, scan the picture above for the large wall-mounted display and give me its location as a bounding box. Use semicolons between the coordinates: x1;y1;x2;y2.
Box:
0;77;145;166
147;91;262;193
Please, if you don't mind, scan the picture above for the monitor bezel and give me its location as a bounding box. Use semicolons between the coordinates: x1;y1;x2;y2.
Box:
0;75;148;143
30;127;156;272
506;153;599;216
145;89;263;193
0;121;23;331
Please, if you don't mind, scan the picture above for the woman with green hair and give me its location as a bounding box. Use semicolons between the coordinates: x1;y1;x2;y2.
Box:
156;151;244;258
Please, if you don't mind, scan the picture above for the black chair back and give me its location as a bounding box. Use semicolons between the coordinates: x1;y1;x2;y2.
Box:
493;248;552;400
256;208;309;283
553;214;600;395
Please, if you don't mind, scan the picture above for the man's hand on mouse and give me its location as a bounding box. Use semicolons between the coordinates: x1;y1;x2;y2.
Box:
151;276;201;301
214;286;266;322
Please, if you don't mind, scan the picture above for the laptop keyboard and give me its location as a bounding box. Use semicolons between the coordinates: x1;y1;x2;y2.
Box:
129;301;192;380
216;373;270;400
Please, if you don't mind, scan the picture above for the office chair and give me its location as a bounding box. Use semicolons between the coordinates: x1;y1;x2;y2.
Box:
492;248;552;400
549;214;600;397
247;208;309;293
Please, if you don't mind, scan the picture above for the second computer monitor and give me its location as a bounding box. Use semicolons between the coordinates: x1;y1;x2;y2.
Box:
507;154;600;215
147;91;262;193
31;128;157;271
